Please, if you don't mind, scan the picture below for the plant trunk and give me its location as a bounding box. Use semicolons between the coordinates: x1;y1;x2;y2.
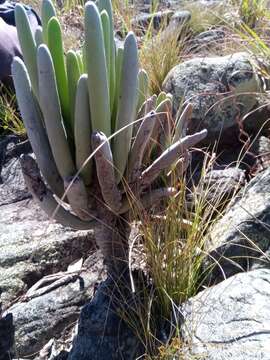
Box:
95;205;131;276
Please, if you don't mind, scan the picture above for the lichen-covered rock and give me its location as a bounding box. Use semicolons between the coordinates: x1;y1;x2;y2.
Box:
0;198;96;308
0;157;30;205
4;251;105;358
163;53;262;144
181;269;270;360
205;167;270;283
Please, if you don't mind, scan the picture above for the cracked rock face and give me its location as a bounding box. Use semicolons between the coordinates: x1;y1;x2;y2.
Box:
5;251;105;358
0;198;97;308
181;268;270;360
204;166;270;284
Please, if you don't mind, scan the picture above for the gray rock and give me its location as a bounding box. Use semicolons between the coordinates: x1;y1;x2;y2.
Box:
68;275;144;360
131;9;174;32
169;10;191;27
5;251;105;358
0;198;96;308
0;157;30;206
251;136;270;172
158;10;191;40
205;167;270;283
190;28;226;53
190;167;246;206
181;269;270;360
163;52;262;144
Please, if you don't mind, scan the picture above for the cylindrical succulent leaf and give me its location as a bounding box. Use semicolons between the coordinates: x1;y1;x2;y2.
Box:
15;4;39;98
85;1;111;136
97;0;115;112
119;187;176;214
113;32;139;183
20;154;94;230
35;26;43;47
92;131;122;212
74;74;93;186
66;50;81;131
100;10;111;91
127;111;156;183
41;0;56;44
12;57;64;199
156;91;167;107
155;97;173;149
141;129;208;186
64;176;92;220
37;44;75;179
47;17;70;127
76;51;84;74
173;103;193;142
112;45;123;132
137;69;149;112
166;93;173;102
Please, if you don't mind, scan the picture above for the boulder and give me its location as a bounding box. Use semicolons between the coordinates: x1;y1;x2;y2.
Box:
4;251;105;358
190;28;226;53
0;198;96;308
0;140;97;308
205;166;270;283
68;275;144;360
181;268;270;360
131;10;174;32
0;156;30;205
163;52;262;145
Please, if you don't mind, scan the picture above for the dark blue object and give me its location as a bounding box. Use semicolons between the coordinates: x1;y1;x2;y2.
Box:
0;1;41;87
0;0;41;26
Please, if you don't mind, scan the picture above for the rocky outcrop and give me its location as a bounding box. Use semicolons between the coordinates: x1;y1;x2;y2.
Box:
163;52;262;145
0;137;102;358
0;138;97;309
205;167;270;283
181;268;270;360
4;251;105;358
68;275;144;360
0;156;30;205
0;198;97;308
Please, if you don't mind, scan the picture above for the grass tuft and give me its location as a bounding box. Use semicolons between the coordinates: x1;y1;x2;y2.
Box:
140;24;188;95
0;86;25;136
117;150;237;358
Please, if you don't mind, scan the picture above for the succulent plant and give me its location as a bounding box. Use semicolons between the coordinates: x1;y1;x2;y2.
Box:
12;0;207;275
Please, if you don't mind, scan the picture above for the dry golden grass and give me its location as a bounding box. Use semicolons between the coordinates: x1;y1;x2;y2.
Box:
0;86;25;136
140;24;189;95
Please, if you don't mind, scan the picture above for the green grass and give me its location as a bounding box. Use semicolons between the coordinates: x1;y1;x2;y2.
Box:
0;86;25;136
116;150;238;358
185;1;225;35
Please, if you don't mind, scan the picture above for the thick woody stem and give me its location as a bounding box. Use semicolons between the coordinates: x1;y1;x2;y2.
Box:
95;206;130;275
141;129;207;187
91;131;122;212
20;154;95;230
